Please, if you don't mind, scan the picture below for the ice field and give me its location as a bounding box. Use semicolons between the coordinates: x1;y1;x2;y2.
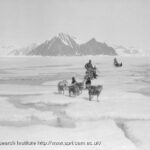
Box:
0;56;150;150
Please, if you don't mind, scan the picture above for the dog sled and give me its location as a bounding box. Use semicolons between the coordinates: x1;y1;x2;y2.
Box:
57;60;103;102
114;62;122;67
114;58;122;67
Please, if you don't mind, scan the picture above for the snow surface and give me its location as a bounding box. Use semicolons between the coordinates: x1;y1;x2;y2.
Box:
0;56;150;150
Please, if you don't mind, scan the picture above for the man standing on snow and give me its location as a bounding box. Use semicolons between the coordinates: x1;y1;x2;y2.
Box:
85;60;93;70
85;60;97;79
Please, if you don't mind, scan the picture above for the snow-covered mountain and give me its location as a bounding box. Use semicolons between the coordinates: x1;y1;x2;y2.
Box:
9;33;116;56
3;33;150;56
112;45;150;56
0;45;18;56
8;43;38;56
80;38;117;55
28;33;79;56
27;34;116;56
114;45;139;56
58;33;79;50
11;33;150;56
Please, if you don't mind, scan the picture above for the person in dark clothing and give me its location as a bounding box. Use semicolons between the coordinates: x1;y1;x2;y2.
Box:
85;77;91;89
114;58;118;65
69;77;80;96
85;60;93;70
71;77;77;85
85;60;98;79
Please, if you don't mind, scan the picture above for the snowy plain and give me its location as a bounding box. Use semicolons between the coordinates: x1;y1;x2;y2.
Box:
0;56;150;150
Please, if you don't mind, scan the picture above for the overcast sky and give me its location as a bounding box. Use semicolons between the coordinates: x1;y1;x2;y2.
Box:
0;0;150;51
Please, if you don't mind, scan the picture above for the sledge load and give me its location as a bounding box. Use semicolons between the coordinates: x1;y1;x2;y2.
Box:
114;57;123;67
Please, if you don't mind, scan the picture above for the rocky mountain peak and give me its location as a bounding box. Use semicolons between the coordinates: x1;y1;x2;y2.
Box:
8;33;117;56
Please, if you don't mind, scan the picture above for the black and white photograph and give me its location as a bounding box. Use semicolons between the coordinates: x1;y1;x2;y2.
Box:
0;0;150;150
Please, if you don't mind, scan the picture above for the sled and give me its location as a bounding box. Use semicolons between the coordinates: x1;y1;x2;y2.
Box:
114;62;122;67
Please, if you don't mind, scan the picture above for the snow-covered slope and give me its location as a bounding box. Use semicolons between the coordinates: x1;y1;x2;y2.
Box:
8;43;38;56
58;33;78;48
0;45;18;56
28;33;79;56
80;38;117;55
113;45;150;56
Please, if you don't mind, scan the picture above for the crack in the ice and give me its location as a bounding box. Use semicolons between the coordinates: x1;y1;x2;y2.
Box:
115;120;141;147
0;115;75;128
0;96;75;128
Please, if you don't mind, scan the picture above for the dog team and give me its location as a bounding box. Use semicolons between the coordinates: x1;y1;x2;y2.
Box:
57;60;103;102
